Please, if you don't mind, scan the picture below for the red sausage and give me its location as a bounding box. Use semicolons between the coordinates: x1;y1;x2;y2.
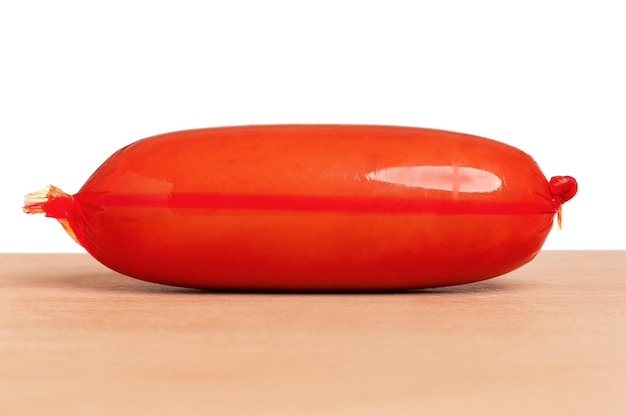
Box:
24;125;577;290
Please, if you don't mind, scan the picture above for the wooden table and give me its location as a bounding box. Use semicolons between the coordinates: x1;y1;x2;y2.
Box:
1;251;624;415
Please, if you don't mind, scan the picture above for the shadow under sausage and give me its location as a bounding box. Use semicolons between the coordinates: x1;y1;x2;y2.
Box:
76;273;521;295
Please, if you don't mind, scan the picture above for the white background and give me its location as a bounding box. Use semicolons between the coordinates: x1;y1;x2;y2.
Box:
1;1;623;252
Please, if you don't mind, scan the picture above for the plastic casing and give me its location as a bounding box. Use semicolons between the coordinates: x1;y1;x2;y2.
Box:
67;125;556;290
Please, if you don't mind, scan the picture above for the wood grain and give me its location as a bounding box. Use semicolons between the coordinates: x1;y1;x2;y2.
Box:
1;251;625;415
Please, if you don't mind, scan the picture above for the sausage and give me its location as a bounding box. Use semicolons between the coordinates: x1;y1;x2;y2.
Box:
24;125;577;290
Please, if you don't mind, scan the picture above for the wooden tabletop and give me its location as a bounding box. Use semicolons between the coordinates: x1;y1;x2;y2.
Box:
1;251;625;415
